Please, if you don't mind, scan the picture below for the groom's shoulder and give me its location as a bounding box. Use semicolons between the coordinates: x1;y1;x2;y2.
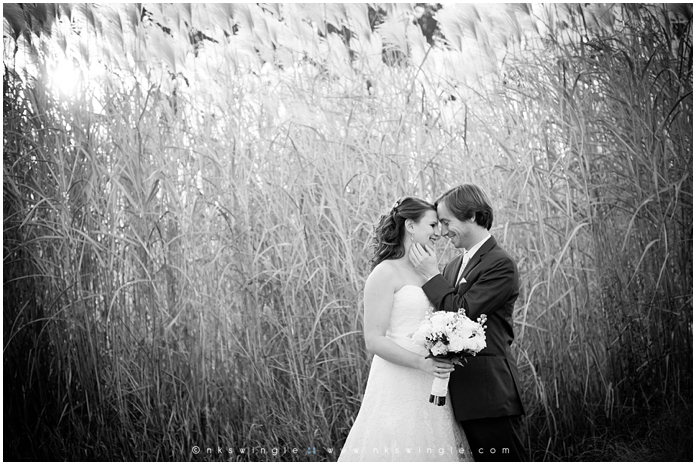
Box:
483;237;514;261
488;241;518;271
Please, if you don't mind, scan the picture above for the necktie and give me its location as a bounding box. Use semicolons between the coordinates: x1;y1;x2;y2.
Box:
456;253;470;285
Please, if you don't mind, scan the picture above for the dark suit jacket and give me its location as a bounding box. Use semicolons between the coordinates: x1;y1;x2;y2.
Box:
422;236;525;421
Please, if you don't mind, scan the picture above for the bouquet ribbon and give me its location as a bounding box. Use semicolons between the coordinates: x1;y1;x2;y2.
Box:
429;372;450;406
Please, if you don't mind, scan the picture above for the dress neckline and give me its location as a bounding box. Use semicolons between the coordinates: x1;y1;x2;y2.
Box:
395;284;424;294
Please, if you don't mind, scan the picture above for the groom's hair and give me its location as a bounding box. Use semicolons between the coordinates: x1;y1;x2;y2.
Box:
435;184;493;230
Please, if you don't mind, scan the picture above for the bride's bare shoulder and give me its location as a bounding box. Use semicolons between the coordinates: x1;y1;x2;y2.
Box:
365;260;400;291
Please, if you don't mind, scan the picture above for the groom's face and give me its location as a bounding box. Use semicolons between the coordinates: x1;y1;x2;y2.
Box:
437;201;471;249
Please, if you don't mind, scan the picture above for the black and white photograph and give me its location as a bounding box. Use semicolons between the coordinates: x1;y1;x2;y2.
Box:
3;3;692;462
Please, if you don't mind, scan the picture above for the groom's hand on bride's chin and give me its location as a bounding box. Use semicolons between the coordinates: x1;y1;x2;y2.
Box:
408;243;425;267
409;243;439;279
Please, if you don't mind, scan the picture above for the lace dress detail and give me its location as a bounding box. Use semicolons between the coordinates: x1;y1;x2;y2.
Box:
338;285;473;462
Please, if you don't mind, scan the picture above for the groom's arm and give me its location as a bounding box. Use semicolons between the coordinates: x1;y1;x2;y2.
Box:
423;254;517;321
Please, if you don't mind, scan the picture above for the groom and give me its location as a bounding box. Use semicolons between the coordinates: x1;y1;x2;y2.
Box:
409;184;527;462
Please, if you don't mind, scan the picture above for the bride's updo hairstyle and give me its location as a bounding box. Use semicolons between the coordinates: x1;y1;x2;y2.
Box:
371;196;436;269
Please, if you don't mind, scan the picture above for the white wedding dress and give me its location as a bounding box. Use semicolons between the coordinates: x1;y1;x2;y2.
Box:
338;285;473;462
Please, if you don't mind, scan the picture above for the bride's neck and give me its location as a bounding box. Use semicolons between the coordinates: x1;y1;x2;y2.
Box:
396;249;416;269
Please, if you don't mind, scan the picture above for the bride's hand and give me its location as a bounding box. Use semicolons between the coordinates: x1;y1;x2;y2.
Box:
420;357;455;379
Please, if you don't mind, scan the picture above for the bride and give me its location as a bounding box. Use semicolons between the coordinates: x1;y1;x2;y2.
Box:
338;197;473;462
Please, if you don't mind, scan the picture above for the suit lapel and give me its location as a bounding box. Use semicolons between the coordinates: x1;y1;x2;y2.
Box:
461;236;497;281
447;255;464;286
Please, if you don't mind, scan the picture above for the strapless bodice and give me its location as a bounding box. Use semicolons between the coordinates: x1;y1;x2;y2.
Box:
385;285;434;355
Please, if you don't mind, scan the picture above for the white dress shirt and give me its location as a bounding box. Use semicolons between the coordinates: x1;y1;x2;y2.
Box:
456;234;491;284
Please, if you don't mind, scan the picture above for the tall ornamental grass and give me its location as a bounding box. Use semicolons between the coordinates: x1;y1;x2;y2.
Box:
4;3;691;461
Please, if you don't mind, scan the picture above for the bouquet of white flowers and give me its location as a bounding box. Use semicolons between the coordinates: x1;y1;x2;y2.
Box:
411;309;487;406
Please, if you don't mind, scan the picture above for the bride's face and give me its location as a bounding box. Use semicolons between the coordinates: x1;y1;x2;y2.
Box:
408;210;440;247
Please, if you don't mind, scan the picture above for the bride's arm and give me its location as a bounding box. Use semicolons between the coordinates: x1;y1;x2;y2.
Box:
362;266;452;378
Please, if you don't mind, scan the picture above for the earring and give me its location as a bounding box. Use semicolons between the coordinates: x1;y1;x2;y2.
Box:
410;232;415;243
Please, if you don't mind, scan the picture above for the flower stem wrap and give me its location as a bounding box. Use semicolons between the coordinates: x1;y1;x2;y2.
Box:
429;373;450;406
